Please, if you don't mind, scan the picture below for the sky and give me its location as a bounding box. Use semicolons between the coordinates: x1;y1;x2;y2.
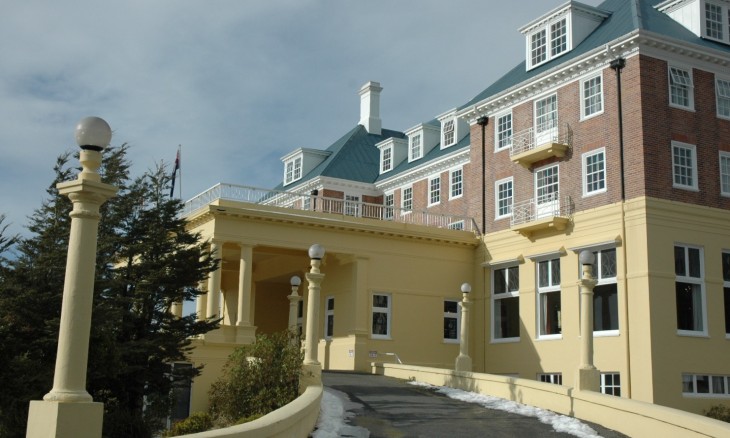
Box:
0;0;603;239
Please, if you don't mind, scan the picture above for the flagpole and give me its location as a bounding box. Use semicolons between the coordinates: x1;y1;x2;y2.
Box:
178;145;182;200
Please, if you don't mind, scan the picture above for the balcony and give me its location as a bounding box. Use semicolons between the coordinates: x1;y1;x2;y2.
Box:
510;121;572;169
510;192;573;237
182;183;480;234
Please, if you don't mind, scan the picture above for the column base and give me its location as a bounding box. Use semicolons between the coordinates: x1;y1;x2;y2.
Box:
300;363;322;393
27;400;103;438
575;367;600;392
455;354;472;372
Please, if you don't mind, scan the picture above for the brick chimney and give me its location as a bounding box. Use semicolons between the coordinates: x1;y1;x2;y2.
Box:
359;81;382;135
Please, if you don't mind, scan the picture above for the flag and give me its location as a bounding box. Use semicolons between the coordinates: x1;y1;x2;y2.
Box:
170;147;180;198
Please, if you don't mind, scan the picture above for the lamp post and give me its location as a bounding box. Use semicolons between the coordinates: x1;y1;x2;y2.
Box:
303;244;325;373
576;250;600;391
288;275;302;340
27;117;118;438
455;282;472;372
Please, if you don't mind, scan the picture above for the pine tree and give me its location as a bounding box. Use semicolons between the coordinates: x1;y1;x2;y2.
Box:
0;147;218;438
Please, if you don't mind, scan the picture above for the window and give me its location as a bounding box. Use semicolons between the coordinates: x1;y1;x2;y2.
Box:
535;94;558;141
538;258;561;337
284;156;303;185
325;296;334;339
528;18;568;69
345;194;360;217
538;373;562;385
442;119;455;147
706;2;724;40
601;373;621;396
493;265;520;341
371;294;391;339
535;165;560;219
495;178;513;219
297;300;304;337
722;252;730;336
401;187;413;212
381;146;393;173
582;74;603;119
495;112;512;150
683;374;730;397
585;248;619;333
443;300;460;342
450;168;463;199
429;176;441;206
716;78;730;119
448;221;464;230
409;134;422;161
720;152;730;196
583;149;606;196
669;66;694;109
672;141;698;190
169;362;193;424
384;192;394;220
675;245;706;335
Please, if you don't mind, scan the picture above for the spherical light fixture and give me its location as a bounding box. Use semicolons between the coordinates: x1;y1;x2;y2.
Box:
290;275;302;287
75;116;112;151
308;244;325;260
461;282;472;294
579;250;596;266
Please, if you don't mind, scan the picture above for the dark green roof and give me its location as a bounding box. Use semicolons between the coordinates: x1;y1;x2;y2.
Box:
460;0;730;110
374;133;470;183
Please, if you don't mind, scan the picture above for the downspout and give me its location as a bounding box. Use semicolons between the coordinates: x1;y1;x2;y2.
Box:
610;57;631;398
476;115;489;372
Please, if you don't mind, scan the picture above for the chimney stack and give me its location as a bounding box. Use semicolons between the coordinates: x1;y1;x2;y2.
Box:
359;81;382;135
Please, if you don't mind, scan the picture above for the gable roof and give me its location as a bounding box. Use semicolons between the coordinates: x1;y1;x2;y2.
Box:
374;133;470;184
460;0;730;111
273;125;406;190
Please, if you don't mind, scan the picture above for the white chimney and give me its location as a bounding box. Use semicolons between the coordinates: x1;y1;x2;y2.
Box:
359;81;382;135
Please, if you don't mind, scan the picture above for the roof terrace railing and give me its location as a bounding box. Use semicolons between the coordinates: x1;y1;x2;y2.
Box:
182;183;480;235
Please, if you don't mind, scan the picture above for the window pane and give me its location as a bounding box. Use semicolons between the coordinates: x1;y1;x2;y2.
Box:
373;295;388;308
688;247;701;278
444;317;458;339
538;260;550;288
676;281;702;331
494;268;506;295
712;376;725;394
594;284;618;331
725;287;730;334
675;246;686;276
697;375;710;393
541;290;561;335
682;374;694;393
601;249;617;278
372;312;388;335
444;301;458;313
495;296;520;339
551;258;561;285
508;267;520;292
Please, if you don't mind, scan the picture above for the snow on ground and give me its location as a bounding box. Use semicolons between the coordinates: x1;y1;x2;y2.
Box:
409;381;603;438
310;387;370;438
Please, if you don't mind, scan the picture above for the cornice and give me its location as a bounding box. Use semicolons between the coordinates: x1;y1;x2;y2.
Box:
375;148;470;192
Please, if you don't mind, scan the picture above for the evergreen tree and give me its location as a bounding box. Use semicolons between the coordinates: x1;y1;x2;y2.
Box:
0;147;218;438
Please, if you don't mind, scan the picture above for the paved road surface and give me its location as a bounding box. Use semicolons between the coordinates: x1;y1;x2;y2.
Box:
323;372;627;438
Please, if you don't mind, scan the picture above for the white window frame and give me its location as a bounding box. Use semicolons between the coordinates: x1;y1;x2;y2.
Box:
495;177;513;220
492;264;520;343
583;148;606;196
720;152;730;196
537;373;563;385
672;141;698;191
325;296;334;339
443;299;460;343
704;1;728;43
527;17;570;70
535;164;560;219
450;167;463;200
721;251;730;338
582;248;619;336
380;145;393;173
495;111;513;151
601;372;621;396
344;194;360;217
384;192;394;220
284;156;303;185
448;221;464;230
716;76;730;119
581;73;604;120
401;186;413;213
535;94;558;144
409;133;422;161
675;244;707;337
537;257;562;339
442;118;456;148
428;175;441;206
683;373;730;397
668;65;694;110
371;293;391;339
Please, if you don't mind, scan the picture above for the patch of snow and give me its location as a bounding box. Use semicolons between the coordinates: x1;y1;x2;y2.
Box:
311;387;370;438
409;381;602;438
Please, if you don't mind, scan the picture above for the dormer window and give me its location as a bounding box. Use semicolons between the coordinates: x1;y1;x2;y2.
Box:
658;0;730;45
284;156;302;185
410;134;422;161
706;2;724;40
381;146;393;173
529;18;568;69
442;119;455;147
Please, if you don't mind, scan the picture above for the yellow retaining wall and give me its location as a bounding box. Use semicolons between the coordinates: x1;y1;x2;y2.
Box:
373;363;730;438
180;383;322;438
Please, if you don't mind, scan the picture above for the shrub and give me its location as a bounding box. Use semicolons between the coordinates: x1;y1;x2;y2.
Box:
208;331;302;427
165;412;213;437
705;404;730;423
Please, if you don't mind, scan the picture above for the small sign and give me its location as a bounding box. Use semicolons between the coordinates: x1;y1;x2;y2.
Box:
348;349;354;357
369;350;378;358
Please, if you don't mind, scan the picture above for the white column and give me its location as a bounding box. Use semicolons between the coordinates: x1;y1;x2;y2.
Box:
455;283;472;372
576;251;600;391
170;301;183;318
288;277;301;337
304;246;325;366
207;241;222;319
195;279;208;319
236;244;253;326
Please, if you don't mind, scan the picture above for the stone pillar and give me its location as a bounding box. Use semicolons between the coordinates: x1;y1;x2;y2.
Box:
288;276;302;339
207;241;222;319
576;251;600;391
170;301;183;318
195;279;208;320
236;244;253;326
455;283;472;372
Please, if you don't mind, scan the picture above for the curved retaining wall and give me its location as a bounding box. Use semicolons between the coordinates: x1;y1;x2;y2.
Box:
373;363;730;438
180;383;322;438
